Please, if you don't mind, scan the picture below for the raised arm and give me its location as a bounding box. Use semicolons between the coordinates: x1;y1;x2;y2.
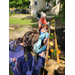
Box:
33;33;49;54
39;32;49;40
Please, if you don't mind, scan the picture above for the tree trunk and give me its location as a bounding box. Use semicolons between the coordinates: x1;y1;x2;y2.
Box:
62;10;63;19
59;1;61;18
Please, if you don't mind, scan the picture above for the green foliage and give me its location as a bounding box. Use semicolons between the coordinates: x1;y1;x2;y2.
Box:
52;49;57;58
62;57;65;60
50;35;54;39
12;11;15;14
54;15;59;18
44;0;56;6
44;0;65;19
9;0;30;9
59;0;65;19
60;18;65;23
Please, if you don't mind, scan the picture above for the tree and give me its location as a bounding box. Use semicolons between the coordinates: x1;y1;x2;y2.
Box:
44;0;65;19
44;0;56;6
9;0;30;9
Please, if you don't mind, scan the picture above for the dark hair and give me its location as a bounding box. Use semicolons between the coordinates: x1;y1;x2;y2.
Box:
9;30;39;60
9;38;23;51
23;30;39;59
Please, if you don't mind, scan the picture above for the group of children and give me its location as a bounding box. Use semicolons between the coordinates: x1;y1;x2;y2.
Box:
9;12;50;75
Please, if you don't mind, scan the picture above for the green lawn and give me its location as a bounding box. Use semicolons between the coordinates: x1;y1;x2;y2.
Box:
9;17;37;26
9;18;30;26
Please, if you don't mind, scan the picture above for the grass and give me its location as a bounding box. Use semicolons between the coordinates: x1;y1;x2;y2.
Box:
9;18;31;26
9;65;13;75
9;17;37;26
9;15;38;40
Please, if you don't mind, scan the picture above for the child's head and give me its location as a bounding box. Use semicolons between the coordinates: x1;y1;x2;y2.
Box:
41;24;46;29
23;30;39;52
9;30;39;52
23;30;39;59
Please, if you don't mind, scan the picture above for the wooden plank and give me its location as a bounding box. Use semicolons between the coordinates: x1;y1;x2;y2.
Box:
50;26;55;30
54;30;59;64
45;28;50;66
9;27;15;30
43;27;55;75
43;29;50;75
54;20;60;64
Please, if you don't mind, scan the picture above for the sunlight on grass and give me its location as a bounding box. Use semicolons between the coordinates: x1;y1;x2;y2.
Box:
9;17;37;26
9;18;31;26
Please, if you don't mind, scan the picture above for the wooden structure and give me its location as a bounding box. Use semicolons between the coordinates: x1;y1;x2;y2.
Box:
43;19;65;75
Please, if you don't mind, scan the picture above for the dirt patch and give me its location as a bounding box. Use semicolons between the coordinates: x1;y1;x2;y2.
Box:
9;25;23;29
9;25;38;41
56;28;65;57
54;67;65;75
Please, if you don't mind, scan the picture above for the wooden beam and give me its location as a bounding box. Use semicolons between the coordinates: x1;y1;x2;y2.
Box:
50;26;55;30
43;28;50;75
54;30;59;64
9;27;15;30
45;28;50;65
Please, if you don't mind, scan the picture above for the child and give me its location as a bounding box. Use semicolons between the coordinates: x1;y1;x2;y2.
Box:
9;30;48;75
40;24;50;43
41;24;49;35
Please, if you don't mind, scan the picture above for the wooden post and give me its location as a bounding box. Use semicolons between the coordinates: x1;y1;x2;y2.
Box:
54;30;59;64
43;29;50;75
45;29;50;65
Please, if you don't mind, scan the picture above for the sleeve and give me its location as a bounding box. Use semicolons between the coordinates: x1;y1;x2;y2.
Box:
36;45;46;54
33;57;45;75
21;58;28;73
39;32;49;40
33;32;49;54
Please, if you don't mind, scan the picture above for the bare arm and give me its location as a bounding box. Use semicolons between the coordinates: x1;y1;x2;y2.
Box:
38;20;42;28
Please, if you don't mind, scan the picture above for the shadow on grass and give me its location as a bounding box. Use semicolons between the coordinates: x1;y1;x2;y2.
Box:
21;16;37;23
30;24;38;28
21;16;38;28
